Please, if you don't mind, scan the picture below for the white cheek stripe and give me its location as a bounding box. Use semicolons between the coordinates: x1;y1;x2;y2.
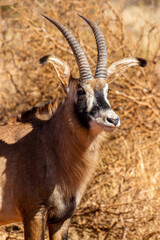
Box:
86;94;94;112
103;84;111;107
106;98;111;108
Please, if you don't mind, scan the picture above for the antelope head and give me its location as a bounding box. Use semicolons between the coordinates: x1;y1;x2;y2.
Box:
41;15;147;132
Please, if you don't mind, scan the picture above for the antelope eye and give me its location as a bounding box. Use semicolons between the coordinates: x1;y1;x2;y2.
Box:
77;89;86;96
107;88;111;98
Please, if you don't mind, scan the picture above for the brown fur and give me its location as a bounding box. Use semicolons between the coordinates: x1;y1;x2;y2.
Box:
48;99;102;198
0;43;145;240
0;79;103;240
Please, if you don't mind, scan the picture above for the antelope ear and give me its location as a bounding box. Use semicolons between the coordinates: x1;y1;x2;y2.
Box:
106;57;147;82
40;55;71;91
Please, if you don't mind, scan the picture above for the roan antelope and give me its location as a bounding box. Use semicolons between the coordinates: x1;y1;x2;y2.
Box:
0;15;147;240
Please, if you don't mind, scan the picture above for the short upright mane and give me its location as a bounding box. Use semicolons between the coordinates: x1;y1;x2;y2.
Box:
6;98;64;125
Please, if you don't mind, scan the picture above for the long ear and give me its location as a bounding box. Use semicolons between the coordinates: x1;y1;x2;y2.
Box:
106;57;147;83
40;55;71;92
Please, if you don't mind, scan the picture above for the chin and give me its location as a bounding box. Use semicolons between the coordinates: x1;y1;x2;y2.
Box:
102;126;116;132
89;121;118;133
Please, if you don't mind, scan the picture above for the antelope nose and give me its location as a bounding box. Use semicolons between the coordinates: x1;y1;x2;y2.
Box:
107;117;119;126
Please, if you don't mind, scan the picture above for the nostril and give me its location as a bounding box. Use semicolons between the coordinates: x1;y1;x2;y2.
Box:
107;117;119;126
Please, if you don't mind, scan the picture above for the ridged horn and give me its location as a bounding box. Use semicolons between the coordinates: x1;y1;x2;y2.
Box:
78;15;107;80
42;14;93;81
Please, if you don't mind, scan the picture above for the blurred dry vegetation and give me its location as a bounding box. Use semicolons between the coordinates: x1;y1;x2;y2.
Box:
0;0;160;239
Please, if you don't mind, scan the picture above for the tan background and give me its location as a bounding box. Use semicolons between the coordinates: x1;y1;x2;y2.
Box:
0;0;160;239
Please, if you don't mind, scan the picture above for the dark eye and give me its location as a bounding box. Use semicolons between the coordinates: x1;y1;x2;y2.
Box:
107;89;111;98
77;88;86;96
108;89;111;94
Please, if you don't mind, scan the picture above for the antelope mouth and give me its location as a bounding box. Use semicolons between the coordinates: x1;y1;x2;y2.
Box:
95;116;120;126
102;119;121;131
89;116;120;132
101;122;120;132
102;125;117;132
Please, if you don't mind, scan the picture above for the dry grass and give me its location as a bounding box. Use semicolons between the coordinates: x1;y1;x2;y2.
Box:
0;0;160;239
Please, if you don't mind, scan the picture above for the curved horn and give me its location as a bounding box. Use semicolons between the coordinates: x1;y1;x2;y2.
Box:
78;15;107;80
42;15;93;81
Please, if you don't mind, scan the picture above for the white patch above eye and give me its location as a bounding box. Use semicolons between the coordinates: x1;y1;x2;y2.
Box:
86;93;95;112
103;84;109;98
103;84;111;107
103;84;109;92
106;98;111;107
83;86;95;112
